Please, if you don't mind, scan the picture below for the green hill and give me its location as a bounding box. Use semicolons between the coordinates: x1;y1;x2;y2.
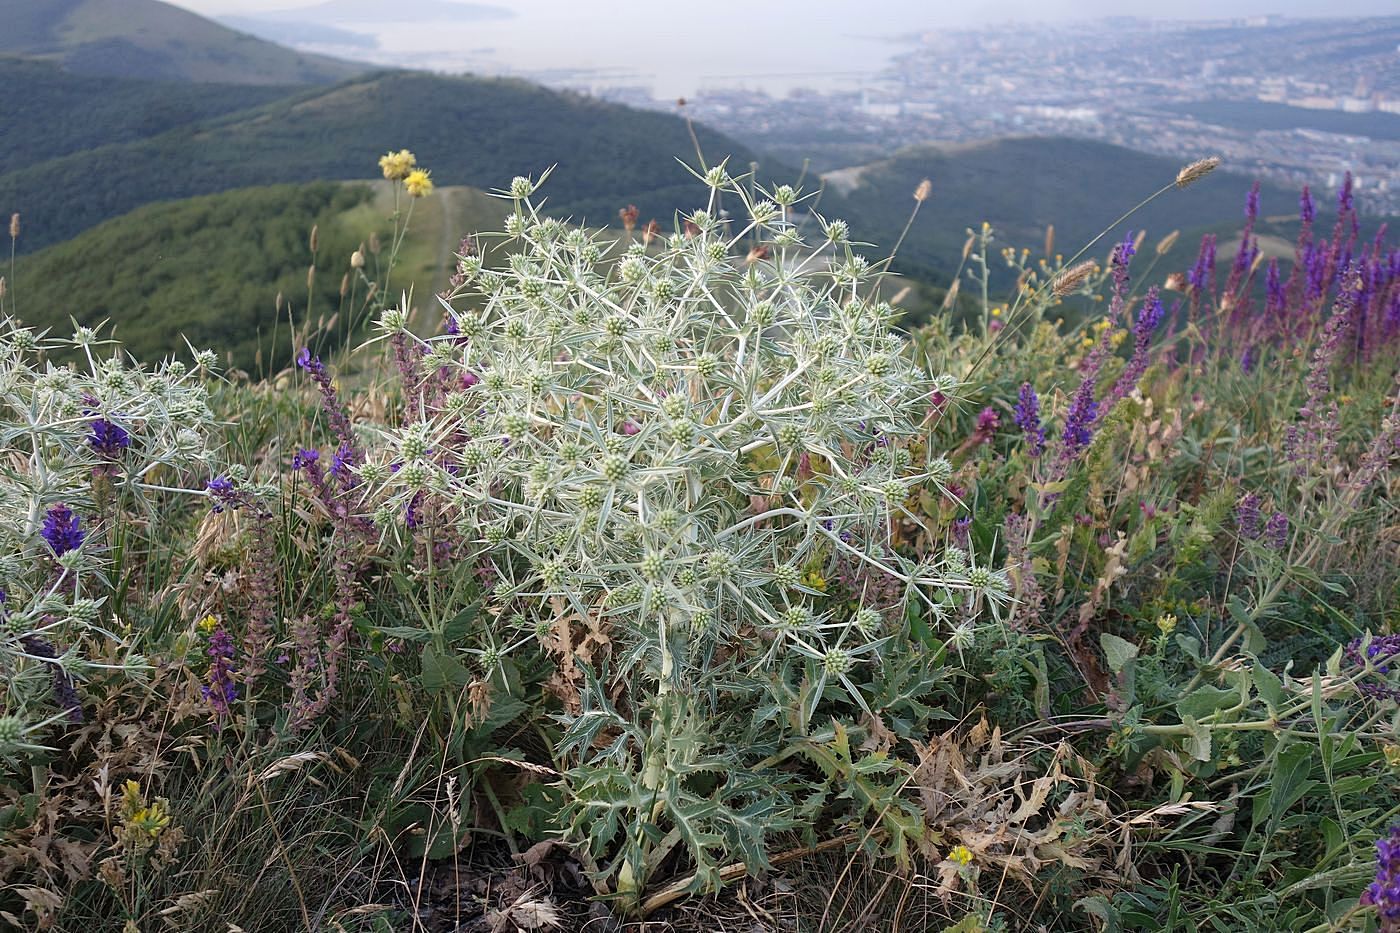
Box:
0;0;364;84
836;137;1296;280
0;57;297;166
0;69;783;255
7;179;606;371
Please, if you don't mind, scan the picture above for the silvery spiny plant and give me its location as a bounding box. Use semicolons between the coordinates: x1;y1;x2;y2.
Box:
359;165;1009;904
0;319;229;757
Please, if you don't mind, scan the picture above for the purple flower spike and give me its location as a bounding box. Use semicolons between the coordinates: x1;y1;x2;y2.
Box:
88;418;131;458
41;504;84;557
1361;823;1400;929
1014;382;1045;457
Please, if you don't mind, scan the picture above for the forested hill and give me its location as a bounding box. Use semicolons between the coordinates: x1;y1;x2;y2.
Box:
0;0;364;84
0;68;783;255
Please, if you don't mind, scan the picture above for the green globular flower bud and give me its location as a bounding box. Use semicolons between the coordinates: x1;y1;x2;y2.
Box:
510;175;534;199
400;423;432;461
778;423;803;450
559;442;583;463
752;301;776;327
651;278;675;301
707;549;737;580
678;567;699;588
399;461;430;489
640;552;666;580
540;559;566;589
968;566;993;590
378;307;409;333
881;479;907;505
750;200;779;225
504;413;531;438
604;315;629;338
0;716;25;753
661;395;688;419
854;607;882;638
578;485;603;510
928;457;953;483
824;219;849;243
705;241;728;264
654;334;675;354
619;256;647;284
666;418;696;444
703;165;730;189
773;184;798;206
780;606;811;629
865;355;892;378
655;508;681;533
772;564;800;589
823;648;852;675
485;523;508;546
602;455;629;483
696;355;719;378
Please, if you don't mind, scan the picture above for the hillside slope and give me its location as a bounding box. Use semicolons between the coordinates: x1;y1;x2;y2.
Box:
0;58;296;166
0;69;783;254
0;0;364;83
837;137;1296;279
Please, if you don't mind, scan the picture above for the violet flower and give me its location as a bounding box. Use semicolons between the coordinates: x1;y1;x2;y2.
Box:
202;627;238;727
88;418;131;458
1014;382;1045;457
1235;494;1262;540
41;504;84;557
1361;824;1400;930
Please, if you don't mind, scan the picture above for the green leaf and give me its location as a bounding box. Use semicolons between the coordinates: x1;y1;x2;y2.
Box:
1177;685;1239;721
1181;715;1212;762
1101;633;1139;675
420;644;470;693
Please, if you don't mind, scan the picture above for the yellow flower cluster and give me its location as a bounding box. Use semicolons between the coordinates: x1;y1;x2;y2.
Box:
120;780;171;841
404;168;434;198
378;149;435;198
378;148;417;181
948;844;974;866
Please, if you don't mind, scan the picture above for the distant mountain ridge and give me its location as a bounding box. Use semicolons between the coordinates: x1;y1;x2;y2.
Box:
0;0;366;83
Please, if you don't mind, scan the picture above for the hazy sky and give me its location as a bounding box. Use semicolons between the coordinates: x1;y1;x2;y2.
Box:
169;0;1400;23
166;0;1400;96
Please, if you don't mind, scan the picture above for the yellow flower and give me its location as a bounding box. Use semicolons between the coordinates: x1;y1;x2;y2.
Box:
378;149;417;181
1156;613;1178;636
404;168;434;198
197;614;218;633
949;844;974;866
1384;745;1400;770
990;306;1002;317
121;780;144;818
129;801;171;839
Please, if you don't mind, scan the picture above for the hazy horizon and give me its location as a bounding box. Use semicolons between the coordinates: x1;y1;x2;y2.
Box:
163;0;1400;97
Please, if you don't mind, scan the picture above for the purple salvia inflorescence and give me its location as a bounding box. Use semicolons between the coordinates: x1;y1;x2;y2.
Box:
1361;823;1400;931
202;627;238;727
88;418;131;459
297;348;359;465
1014;383;1045;457
1264;511;1288;550
1300;185;1315;227
41;504;84;557
1060;380;1099;457
19;634;83;723
1346;635;1400;704
1235;493;1262;540
1107;288;1167;405
1187;234;1217;296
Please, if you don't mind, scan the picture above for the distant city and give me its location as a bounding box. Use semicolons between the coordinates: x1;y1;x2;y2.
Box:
556;16;1400;214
